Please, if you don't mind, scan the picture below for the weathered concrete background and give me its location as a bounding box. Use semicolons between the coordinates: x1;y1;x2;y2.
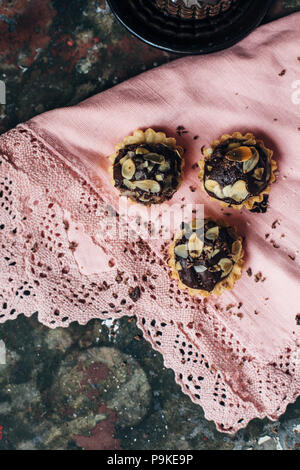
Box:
0;0;299;450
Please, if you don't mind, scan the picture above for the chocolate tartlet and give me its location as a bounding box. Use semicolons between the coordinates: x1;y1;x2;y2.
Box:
169;218;244;297
110;129;184;205
198;132;277;210
155;0;234;19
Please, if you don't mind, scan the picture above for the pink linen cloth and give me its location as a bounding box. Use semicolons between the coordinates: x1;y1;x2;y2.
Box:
0;13;300;434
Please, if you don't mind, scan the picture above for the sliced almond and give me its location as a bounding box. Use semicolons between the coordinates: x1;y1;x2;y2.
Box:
253;167;264;180
218;258;233;278
158;161;171;172
146;163;155;172
243;148;259;174
204;179;224;199
119;151;135;165
205;226;219;241
194;265;207;273
137;161;148;170
205;179;219;192
175;261;182;271
123;179;136;190
229;180;249;202
210;248;220;258
122;158;136;180
222;185;233;198
232;240;242;261
136;147;149;155
174;244;188;259
134;179;161;193
226;146;253;162
143;153;165;164
188;233;204;258
155;174;164;182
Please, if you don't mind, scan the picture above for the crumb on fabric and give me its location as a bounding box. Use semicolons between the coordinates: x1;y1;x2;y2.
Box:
176;125;188;136
272;219;280;229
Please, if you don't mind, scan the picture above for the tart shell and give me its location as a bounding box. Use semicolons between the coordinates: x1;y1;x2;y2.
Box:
168;218;244;297
198;132;277;211
109;128;185;206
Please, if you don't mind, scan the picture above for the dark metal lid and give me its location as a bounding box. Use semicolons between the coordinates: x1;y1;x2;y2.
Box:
107;0;273;55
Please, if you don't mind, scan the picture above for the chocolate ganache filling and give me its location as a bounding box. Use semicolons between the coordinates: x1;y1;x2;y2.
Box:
113;143;183;205
173;219;242;292
203;137;271;205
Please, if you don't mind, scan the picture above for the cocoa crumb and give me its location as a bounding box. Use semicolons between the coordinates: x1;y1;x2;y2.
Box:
238;302;243;309
192;163;198;170
176;125;188;136
296;314;300;326
193;135;199;140
265;233;270;239
270;239;280;249
69;241;78;252
226;303;235;311
278;69;286;76
31;242;38;253
272;219;280;229
189;185;196;193
254;310;259;315
288;254;296;261
254;272;262;283
129;286;141;302
247;268;252;277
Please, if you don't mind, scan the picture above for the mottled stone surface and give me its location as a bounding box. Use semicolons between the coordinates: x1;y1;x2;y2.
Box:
0;0;299;451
